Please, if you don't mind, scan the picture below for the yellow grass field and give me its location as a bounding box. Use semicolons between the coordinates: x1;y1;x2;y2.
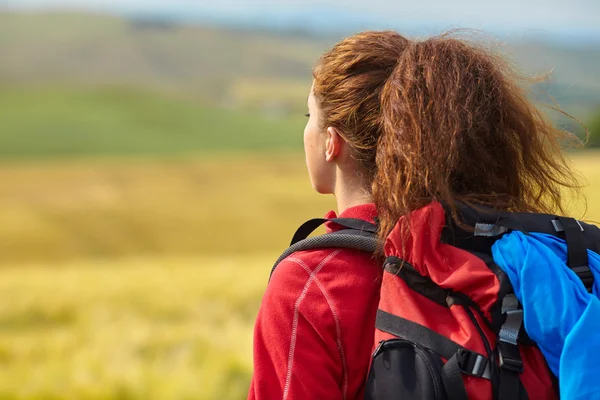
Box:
0;151;598;399
0;255;267;400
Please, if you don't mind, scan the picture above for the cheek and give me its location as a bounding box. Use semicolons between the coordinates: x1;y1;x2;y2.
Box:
303;124;310;150
303;121;333;194
303;125;315;173
303;120;317;160
303;122;319;171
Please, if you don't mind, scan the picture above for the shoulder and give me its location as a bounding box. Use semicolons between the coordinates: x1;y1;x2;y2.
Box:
269;247;381;301
267;248;336;296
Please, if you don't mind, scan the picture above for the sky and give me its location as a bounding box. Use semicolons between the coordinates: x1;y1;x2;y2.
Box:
2;0;600;41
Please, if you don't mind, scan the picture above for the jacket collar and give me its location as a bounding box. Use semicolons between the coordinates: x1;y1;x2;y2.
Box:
325;203;378;233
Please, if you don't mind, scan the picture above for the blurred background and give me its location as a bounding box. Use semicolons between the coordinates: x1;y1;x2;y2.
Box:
0;0;598;398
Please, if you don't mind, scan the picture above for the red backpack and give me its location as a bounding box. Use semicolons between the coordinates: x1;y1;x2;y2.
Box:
271;201;598;400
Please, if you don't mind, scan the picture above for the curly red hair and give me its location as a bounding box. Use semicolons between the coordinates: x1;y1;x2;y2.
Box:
312;30;583;239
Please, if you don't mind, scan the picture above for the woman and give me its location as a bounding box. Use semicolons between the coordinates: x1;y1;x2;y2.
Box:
248;30;579;400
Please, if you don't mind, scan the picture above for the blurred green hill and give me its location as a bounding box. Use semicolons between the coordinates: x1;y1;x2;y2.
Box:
0;11;599;158
0;12;321;115
0;86;304;158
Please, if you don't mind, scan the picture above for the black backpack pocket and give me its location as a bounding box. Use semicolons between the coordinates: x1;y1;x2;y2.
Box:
365;339;447;400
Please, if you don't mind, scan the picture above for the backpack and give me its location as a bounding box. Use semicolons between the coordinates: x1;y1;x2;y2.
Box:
270;202;600;400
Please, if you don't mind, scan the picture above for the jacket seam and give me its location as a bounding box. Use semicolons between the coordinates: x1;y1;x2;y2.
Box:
281;250;342;400
287;255;349;400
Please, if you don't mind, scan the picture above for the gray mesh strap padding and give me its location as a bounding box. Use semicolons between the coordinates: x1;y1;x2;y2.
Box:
291;218;377;246
269;233;379;280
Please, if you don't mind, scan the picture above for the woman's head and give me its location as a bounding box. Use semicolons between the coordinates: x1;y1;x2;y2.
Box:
308;30;581;237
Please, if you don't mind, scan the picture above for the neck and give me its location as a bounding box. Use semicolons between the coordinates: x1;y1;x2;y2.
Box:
334;168;372;214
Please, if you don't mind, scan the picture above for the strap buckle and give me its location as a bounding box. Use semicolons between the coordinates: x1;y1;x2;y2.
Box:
498;341;524;373
499;309;523;345
456;349;489;378
498;308;524;373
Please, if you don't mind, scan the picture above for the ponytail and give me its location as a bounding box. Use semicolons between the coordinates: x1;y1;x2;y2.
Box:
314;31;583;242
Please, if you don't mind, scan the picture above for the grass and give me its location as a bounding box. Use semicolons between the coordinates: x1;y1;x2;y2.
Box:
0;152;595;398
0;86;307;158
0;153;335;265
0;255;269;400
0;152;597;265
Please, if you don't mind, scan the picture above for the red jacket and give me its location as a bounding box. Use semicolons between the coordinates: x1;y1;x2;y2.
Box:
248;203;382;400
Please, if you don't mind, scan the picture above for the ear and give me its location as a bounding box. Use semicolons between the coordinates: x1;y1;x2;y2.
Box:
325;126;344;162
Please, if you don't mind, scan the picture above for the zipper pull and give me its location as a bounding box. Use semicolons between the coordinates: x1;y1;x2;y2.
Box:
372;340;385;358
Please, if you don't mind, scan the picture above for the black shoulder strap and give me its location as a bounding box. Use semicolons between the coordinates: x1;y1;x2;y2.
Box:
290;217;377;246
446;206;598;292
269;228;379;281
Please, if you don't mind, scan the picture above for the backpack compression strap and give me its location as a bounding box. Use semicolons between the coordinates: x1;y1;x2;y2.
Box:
269;218;379;281
375;309;493;400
